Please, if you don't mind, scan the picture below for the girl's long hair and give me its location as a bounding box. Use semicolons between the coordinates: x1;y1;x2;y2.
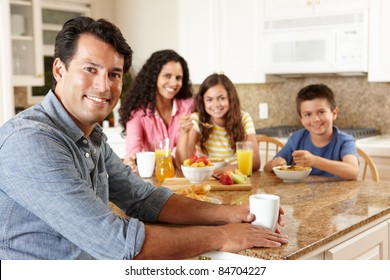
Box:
195;73;245;154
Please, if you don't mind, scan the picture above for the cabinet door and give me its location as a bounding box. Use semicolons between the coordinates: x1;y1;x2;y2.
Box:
220;0;264;83
1;0;15;124
179;0;265;84
325;222;388;260
28;0;90;104
264;0;314;18
10;0;44;86
178;0;220;84
264;0;368;19
368;0;390;82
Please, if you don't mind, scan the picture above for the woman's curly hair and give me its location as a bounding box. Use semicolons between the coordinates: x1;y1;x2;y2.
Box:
119;49;193;131
195;73;245;154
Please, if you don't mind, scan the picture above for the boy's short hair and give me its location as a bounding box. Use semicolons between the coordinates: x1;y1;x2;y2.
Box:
296;84;337;117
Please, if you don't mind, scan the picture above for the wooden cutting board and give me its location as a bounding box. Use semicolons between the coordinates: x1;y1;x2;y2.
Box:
161;177;252;191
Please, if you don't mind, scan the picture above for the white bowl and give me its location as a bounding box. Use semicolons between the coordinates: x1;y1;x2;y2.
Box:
210;158;227;169
181;165;215;183
273;165;312;183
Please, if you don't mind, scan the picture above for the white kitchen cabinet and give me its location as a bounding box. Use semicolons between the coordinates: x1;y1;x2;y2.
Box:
0;0;15;125
325;221;388;260
28;0;90;104
10;0;44;86
300;214;390;260
264;0;369;19
368;0;390;82
179;0;265;84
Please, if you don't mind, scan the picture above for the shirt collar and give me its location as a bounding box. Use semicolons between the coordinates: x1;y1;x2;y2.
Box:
153;99;178;118
41;90;105;143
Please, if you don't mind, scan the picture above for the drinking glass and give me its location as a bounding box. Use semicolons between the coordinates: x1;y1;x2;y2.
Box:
155;138;175;181
236;141;253;176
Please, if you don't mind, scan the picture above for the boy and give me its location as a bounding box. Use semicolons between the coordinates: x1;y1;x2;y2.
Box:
264;84;359;180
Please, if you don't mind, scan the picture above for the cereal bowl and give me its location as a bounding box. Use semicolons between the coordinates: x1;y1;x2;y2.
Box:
273;165;312;183
181;165;215;183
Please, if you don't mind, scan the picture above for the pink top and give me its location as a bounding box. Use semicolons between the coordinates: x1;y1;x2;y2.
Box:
125;98;194;158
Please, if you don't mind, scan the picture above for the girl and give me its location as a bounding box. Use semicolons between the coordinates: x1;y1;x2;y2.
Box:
176;73;260;175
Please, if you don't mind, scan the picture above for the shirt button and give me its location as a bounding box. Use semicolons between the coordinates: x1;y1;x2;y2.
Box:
85;152;90;158
83;139;88;144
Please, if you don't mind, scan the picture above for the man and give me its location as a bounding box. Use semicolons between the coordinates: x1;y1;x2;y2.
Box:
0;16;288;259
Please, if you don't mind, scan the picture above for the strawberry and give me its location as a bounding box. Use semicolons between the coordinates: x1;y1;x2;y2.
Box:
219;172;234;185
196;156;209;165
189;154;198;165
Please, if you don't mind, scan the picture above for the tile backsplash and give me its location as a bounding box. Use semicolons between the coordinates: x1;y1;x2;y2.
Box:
14;76;390;134
236;76;390;135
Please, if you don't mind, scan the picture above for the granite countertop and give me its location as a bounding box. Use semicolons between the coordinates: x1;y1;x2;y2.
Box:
205;172;390;260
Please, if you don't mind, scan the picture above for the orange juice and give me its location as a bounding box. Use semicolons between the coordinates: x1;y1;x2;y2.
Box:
155;154;175;182
237;150;253;176
155;149;171;158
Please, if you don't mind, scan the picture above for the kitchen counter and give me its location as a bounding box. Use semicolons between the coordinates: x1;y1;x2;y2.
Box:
154;172;390;260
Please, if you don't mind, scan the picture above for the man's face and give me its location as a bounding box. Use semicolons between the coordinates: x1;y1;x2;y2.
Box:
53;34;124;134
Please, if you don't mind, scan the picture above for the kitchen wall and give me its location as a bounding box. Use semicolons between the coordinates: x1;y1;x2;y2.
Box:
235;76;390;135
14;76;390;134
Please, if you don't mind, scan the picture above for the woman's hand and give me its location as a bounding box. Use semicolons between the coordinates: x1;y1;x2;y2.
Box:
123;154;137;172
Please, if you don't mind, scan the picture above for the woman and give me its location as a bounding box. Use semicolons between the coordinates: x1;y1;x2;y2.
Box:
119;50;194;171
176;73;260;175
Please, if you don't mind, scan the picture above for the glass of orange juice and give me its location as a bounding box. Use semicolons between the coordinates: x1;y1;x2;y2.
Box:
155;138;175;182
236;141;253;176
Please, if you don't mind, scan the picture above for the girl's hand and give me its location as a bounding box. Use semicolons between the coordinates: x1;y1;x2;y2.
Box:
179;115;193;133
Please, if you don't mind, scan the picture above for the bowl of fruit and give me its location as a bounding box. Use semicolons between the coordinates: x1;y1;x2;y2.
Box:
181;155;215;183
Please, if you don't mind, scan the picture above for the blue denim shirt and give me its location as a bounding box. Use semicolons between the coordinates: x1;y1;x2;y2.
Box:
0;91;173;259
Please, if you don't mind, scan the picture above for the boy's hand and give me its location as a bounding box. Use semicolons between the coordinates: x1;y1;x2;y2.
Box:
272;157;287;168
292;150;315;166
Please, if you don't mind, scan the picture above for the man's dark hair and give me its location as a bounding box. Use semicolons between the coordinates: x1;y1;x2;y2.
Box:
53;16;133;88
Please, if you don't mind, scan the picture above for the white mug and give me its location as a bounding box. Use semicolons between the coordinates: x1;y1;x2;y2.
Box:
250;194;280;231
136;152;156;178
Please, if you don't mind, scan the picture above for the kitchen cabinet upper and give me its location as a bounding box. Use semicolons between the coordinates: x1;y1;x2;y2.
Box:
118;0;266;84
368;0;390;82
264;0;369;19
9;0;44;86
179;0;265;84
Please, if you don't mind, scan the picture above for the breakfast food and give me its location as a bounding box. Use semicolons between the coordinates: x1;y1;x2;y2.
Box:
277;166;311;171
174;183;211;201
219;169;247;185
183;155;212;167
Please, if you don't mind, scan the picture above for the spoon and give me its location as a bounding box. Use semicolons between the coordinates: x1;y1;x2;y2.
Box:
192;119;214;129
